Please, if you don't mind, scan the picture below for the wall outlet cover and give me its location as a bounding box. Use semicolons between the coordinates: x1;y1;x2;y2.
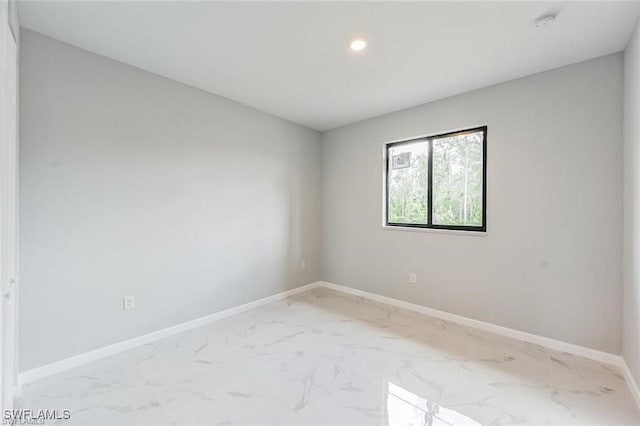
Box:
123;295;135;310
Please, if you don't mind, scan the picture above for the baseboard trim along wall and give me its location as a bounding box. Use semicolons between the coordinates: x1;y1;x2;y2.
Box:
18;281;322;386
620;357;640;409
319;281;640;409
18;280;640;409
320;282;619;364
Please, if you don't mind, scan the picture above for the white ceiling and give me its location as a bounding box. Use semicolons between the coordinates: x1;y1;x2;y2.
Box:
18;1;640;131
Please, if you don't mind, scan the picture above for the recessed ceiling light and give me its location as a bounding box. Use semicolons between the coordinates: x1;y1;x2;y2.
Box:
349;37;367;52
534;14;556;29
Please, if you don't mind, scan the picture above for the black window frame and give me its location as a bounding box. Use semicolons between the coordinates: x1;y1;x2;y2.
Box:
385;126;487;232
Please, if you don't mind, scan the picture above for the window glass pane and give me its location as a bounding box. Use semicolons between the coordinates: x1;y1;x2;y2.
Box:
432;131;483;227
387;140;428;224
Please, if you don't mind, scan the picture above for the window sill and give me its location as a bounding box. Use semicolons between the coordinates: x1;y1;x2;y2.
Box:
382;225;487;237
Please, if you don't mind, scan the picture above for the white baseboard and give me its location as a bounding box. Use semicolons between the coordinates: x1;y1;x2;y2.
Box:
318;281;621;366
18;279;640;411
318;281;640;409
18;281;322;386
620;359;640;409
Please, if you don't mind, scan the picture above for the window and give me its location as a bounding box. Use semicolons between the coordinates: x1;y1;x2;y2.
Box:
385;126;487;232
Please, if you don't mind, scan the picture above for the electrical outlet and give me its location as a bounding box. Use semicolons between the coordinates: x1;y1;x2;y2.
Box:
409;273;417;284
300;260;306;270
123;295;135;310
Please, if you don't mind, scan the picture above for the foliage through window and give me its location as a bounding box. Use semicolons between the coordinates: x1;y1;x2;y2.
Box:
386;127;486;231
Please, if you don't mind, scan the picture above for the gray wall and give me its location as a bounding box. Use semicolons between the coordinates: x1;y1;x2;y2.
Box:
322;54;624;354
19;30;322;370
623;20;640;385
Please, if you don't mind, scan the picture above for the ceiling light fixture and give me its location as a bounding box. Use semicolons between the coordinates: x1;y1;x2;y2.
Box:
534;14;556;29
349;37;367;52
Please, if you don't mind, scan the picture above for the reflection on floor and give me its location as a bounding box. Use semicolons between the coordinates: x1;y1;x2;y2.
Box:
387;382;479;425
17;287;640;425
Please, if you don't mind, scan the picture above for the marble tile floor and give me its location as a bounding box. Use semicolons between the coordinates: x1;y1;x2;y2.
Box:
17;287;640;425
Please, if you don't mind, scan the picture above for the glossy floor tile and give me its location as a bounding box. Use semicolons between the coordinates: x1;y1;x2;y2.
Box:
17;288;640;425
